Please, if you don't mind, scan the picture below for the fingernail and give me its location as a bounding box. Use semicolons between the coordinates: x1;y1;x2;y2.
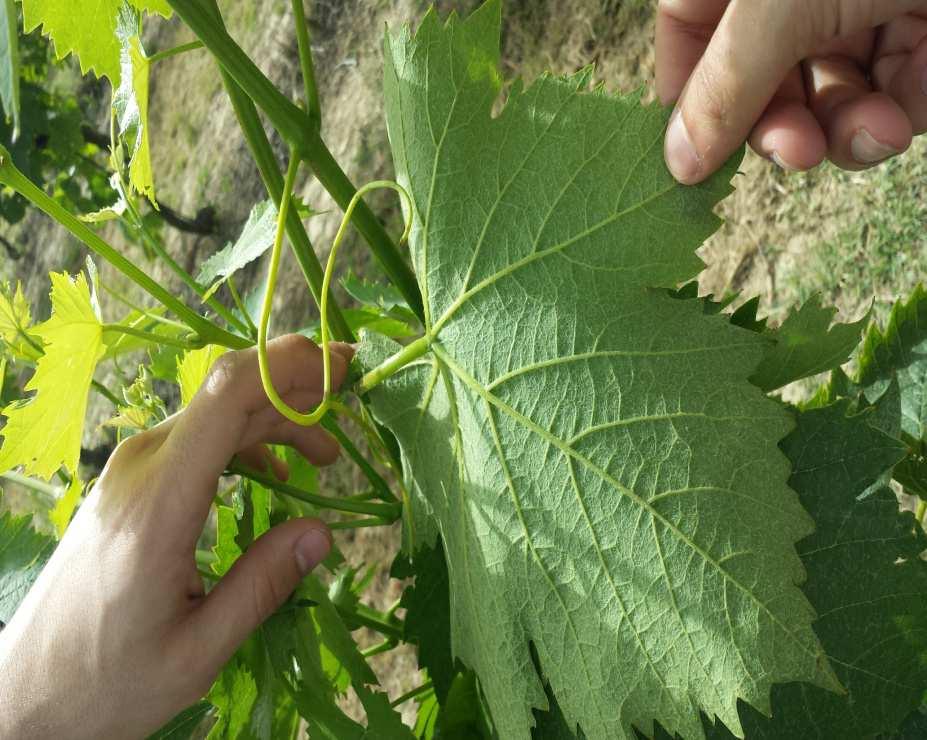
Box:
851;129;898;165
665;109;701;184
771;151;799;172
294;527;331;575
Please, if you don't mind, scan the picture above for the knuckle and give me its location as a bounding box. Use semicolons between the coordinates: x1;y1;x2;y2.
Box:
203;352;241;397
691;63;737;130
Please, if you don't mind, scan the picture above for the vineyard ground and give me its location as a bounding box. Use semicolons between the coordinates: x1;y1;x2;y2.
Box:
1;0;925;728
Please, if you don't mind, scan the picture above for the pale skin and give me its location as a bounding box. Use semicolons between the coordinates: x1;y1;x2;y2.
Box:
3;2;926;736
0;335;353;738
660;0;927;183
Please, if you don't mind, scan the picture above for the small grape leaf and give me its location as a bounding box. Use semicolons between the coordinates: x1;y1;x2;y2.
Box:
857;285;927;445
176;344;227;407
392;540;456;704
343;270;412;313
196;200;278;289
207;656;259;739
0;0;20;138
49;474;83;538
0;272;105;479
364;3;837;738
113;6;155;203
21;0;171;86
700;401;922;739
262;576;413;739
750;294;868;392
0;280;41;361
0;503;55;624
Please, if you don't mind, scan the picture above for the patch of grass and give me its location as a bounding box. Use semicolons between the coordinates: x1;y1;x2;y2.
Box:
784;139;927;322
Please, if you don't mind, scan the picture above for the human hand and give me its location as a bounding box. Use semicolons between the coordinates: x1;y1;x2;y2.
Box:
0;335;353;739
657;0;927;183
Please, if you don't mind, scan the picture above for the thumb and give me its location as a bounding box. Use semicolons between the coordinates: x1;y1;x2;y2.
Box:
664;1;800;184
180;518;331;674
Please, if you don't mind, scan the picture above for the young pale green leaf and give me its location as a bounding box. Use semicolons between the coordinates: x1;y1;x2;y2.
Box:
343;270;411;313
113;7;155;203
196;201;279;289
21;0;170;86
858;285;927;445
207;656;259;739
0;0;19;138
0;281;41;361
0;272;105;479
365;3;836;738
696;401;922;739
176;344;227;407
749;294;868;392
0;504;54;624
48;474;82;538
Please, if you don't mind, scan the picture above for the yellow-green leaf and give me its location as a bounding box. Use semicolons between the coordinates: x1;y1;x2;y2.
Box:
177;345;227;407
0;272;104;479
21;0;170;86
0;281;41;361
49;475;83;539
113;10;155;203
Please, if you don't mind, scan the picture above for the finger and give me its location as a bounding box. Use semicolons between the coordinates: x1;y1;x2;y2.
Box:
239;397;342;466
804;52;913;168
176;518;332;680
236;445;290;481
664;1;806;184
749;99;828;171
655;0;728;105
159;336;351;518
875;35;927;135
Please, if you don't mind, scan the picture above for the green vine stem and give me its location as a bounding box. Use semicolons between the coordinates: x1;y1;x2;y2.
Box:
357;334;431;394
0;148;249;350
258;167;412;427
337;602;404;640
390;681;434;708
230;462;402;521
321;415;398;504
328;517;392;531
217;68;353;342
916;498;926;526
101;324;203;350
112;170;252;337
289;0;321;131
168;0;424;321
147;40;204;65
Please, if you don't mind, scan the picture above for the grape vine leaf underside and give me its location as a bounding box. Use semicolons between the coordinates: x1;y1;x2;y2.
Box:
698;402;923;739
21;0;170;86
361;2;840;738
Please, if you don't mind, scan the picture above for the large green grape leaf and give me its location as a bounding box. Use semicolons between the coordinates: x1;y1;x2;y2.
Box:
700;401;923;739
21;0;170;86
363;3;838;738
0;272;105;479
